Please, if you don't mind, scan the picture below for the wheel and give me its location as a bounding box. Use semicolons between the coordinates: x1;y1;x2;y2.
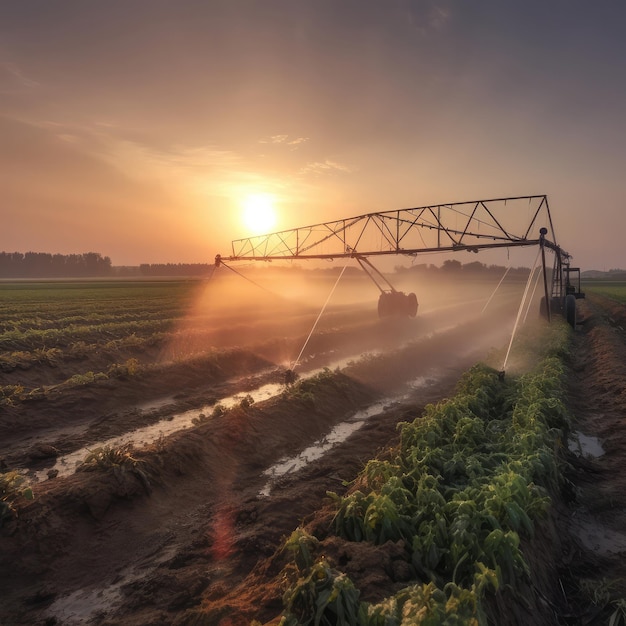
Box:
565;293;577;328
392;292;406;316
378;291;418;318
378;292;392;318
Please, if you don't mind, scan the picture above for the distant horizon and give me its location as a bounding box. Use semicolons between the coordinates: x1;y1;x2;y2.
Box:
0;249;623;277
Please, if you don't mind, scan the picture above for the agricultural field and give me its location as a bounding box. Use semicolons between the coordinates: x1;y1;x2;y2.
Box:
1;271;626;625
582;281;626;304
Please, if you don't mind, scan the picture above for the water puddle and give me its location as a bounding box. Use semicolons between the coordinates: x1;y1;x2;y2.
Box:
46;583;125;625
31;352;384;482
570;514;626;556
568;431;605;458
259;399;391;497
259;373;436;497
32;380;283;482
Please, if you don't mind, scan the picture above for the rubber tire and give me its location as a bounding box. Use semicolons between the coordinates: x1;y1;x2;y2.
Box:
378;292;418;318
378;292;391;318
565;293;577;328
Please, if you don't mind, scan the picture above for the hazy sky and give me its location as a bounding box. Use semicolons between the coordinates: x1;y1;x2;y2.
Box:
1;1;624;268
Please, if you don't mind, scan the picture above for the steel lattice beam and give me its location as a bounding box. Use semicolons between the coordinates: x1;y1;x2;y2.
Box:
221;195;563;262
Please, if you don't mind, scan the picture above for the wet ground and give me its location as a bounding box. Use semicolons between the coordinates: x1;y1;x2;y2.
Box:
1;290;625;624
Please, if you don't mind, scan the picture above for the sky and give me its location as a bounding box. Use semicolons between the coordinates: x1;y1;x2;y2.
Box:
1;0;625;269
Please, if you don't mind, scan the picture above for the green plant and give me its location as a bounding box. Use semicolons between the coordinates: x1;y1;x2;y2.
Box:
610;599;626;626
283;528;319;571
64;371;109;387
0;384;25;405
280;560;362;626
77;444;150;491
0;471;34;527
107;358;141;378
322;321;572;620
239;394;255;409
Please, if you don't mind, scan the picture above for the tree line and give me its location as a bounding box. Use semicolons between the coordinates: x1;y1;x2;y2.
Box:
395;260;532;275
0;252;112;278
0;254;542;279
138;263;214;277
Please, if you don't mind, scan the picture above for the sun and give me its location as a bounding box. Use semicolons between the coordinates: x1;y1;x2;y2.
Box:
242;193;277;235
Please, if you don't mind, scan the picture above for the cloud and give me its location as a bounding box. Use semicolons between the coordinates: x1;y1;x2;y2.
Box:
259;135;289;144
286;137;309;147
0;60;39;93
299;159;354;176
259;134;309;148
401;0;453;34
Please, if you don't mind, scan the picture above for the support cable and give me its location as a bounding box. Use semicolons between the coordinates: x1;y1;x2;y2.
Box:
522;266;543;324
218;259;281;298
201;263;219;283
481;265;512;314
289;263;349;373
501;247;541;372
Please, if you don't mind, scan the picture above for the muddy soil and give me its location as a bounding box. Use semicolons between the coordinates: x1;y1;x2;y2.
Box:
1;293;624;625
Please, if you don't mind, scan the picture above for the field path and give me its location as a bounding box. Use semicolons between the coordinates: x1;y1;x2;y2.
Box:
558;294;626;622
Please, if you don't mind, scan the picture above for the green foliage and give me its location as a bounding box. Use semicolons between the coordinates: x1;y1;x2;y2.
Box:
0;280;229;402
282;367;345;408
583;282;626;304
305;322;572;624
610;599;626;626
107;358;141;378
78;443;141;472
0;384;25;405
367;579;490;625
280;561;362;626
77;444;150;491
577;579;626;626
64;371;109;386
0;471;34;527
191;399;233;425
283;528;319;571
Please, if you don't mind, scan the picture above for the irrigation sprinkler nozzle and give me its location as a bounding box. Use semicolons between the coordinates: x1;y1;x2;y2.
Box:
498;370;506;381
284;369;298;385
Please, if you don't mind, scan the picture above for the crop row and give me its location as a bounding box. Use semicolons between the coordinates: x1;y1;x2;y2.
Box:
0;282;199;348
0;318;177;352
0;281;197;318
278;320;572;625
583;282;626;304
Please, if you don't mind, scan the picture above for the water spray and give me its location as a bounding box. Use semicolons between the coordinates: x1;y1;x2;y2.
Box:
288;263;349;377
500;248;541;374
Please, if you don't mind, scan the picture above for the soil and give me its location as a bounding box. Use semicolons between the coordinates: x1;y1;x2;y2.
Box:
1;292;625;625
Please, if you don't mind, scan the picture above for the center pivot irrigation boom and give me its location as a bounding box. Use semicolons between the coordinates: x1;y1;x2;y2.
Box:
215;194;584;325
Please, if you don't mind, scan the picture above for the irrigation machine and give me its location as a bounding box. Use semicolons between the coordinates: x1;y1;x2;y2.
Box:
216;194;584;327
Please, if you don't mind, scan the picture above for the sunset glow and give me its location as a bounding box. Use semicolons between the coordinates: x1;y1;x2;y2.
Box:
242;193;278;235
0;2;625;269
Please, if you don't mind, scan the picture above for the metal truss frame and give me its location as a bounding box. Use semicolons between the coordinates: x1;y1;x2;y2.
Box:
215;194;578;319
221;195;559;262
